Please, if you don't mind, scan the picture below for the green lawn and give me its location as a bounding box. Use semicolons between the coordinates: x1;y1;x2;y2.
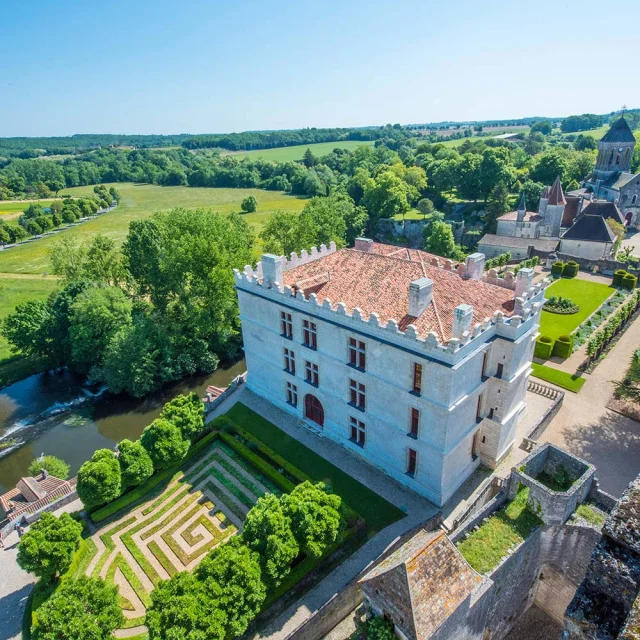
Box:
531;363;586;393
539;278;614;340
225;403;406;532
456;487;542;574
223;140;375;162
0;200;58;218
392;208;426;221
0;183;308;274
0;273;61;360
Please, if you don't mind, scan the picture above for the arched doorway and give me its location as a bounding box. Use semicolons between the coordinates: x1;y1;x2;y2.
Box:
304;394;324;427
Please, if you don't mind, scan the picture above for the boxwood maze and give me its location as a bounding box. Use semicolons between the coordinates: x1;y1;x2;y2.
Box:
79;439;282;634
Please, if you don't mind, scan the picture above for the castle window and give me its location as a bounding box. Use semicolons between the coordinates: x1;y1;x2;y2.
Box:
305;361;319;386
303;320;317;349
616;154;621;166
286;382;298;407
633;195;638;205
407;448;417;477
409;408;419;438
349;416;366;447
281;311;293;339
609;150;615;164
348;338;366;370
349;379;366;411
283;348;295;375
412;363;422;394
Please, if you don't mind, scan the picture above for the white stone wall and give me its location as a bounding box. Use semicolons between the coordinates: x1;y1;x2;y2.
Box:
478;243;530;260
560;238;613;260
235;255;546;506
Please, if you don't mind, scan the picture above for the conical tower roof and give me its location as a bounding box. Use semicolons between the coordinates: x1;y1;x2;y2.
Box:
548;176;566;206
517;192;526;211
601;116;636;144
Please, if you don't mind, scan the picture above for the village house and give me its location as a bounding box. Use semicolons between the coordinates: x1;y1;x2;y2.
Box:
234;240;547;506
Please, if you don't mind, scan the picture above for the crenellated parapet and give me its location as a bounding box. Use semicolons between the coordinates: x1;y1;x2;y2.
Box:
234;259;551;366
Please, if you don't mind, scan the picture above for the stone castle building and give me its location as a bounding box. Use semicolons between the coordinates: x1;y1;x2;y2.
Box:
582;115;640;227
234;240;547;506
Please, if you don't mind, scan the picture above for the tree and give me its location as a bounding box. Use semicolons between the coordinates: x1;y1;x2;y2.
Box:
417;198;434;219
574;134;598;151
282;481;343;559
159;392;205;440
298;195;348;248
1;299;51;358
302;148;317;168
117;439;154;488
530;121;553;135
196;537;266;636
243;493;299;585
524;132;546;156
77;449;122;509
531;152;569;185
484;182;511;234
69;286;132;374
522;180;544;212
47;180;65;195
28;455;70;480
362;170;410;227
241;195;258;213
31;577;123;640
260;211;305;256
17;513;83;582
609;219;626;255
424;221;464;261
140;418;189;470
146;572;227;640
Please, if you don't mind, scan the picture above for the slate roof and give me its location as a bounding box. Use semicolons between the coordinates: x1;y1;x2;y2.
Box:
548;176;567;206
562;215;616;243
610;172;638;191
282;242;515;343
601;116;636;144
360;530;483;640
497;210;541;222
579;201;625;225
478;234;559;252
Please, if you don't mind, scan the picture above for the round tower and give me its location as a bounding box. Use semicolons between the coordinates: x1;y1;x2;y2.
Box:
594;116;636;177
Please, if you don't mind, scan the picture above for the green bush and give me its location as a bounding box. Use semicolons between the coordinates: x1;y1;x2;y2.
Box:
563;261;579;278
552;335;573;359
613;269;628;287
534;335;554;360
551;261;565;277
622;273;638;290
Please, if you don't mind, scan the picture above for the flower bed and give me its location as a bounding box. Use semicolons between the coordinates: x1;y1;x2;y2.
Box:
571;290;628;352
543;296;579;315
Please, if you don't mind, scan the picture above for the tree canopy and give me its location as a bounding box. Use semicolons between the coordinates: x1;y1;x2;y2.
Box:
117;439;154;488
140;418;190;470
77;449;122;509
28;455;70;480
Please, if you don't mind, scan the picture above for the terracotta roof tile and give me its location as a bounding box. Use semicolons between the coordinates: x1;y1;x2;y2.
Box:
497;210;542;222
282;243;514;343
548;176;567;206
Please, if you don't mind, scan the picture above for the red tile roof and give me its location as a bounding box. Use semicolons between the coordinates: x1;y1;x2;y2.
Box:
282;243;514;343
548;176;567;206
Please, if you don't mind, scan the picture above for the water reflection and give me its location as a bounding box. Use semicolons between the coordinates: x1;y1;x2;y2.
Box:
0;360;246;493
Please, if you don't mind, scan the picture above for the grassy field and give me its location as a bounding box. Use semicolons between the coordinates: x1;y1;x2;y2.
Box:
561;125;640;142
539;278;614;340
0;273;61;360
222;140;375;162
0;183;308;274
0;200;58;218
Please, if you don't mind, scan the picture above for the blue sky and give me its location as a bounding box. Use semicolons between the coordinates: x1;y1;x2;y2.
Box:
3;0;639;137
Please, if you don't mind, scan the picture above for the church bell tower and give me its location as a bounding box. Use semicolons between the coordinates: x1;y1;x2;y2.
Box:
594;116;636;178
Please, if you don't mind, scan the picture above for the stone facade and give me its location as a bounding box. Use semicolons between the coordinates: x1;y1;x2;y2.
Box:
234;243;547;506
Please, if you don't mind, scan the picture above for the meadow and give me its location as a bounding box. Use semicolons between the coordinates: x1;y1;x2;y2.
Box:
0;200;58;220
222;139;375;161
0;183;308;275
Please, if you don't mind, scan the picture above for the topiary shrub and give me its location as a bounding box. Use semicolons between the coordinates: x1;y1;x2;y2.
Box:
544;296;579;314
551;262;565;277
613;269;627;287
552;335;573;359
563;261;579;278
534;336;554;360
622;273;638;290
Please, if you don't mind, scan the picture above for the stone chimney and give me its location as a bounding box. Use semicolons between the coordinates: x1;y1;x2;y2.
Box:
355;238;374;253
408;277;433;317
464;253;485;280
261;254;284;288
452;304;473;339
515;268;535;297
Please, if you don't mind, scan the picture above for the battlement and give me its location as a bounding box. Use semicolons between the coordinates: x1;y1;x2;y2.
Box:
234;247;550;365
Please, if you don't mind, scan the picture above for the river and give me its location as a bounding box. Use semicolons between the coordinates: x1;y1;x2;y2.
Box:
0;360;246;494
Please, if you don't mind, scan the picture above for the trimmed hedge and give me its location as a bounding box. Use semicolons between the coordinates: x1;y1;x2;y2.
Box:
552;335;573;359
534;335;554;360
563;261;579;278
622;273;638;290
551;261;565;277
613;269;628;287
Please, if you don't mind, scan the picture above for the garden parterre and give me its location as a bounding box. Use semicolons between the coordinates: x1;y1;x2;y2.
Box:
77;438;283;635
